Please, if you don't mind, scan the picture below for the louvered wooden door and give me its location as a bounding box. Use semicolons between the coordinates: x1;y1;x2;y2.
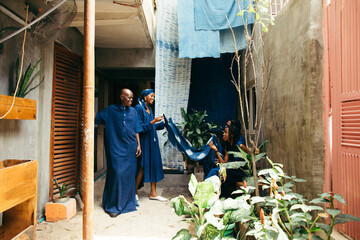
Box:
49;44;82;200
328;0;360;238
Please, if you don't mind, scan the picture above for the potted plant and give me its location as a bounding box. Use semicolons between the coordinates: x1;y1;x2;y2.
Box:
53;178;75;203
178;107;219;172
0;58;43;120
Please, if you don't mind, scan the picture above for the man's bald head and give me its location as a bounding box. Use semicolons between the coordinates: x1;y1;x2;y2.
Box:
120;88;134;107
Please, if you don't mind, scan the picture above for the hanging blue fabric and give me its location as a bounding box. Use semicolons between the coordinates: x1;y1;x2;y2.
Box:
194;0;255;31
164;115;223;178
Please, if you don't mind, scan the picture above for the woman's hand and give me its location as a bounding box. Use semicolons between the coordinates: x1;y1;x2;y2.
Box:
136;145;141;157
151;116;164;124
209;141;218;152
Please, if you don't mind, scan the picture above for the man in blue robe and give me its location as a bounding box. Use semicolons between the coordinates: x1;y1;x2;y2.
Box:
95;88;142;217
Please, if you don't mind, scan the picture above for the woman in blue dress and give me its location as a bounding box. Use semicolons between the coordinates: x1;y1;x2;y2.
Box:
135;89;167;201
208;124;248;198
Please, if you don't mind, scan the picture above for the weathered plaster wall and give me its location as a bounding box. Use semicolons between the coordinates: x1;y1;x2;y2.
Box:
95;48;155;68
0;11;83;219
262;0;324;200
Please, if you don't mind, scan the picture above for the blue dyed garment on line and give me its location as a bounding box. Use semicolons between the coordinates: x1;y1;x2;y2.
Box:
135;104;165;183
95;104;142;215
164;116;222;178
178;0;220;58
194;0;255;31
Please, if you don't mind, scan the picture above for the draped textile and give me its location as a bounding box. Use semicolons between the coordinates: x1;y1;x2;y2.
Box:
155;0;192;171
194;0;255;31
164;116;222;178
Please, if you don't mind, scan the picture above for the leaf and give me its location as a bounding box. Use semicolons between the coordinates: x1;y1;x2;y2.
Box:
326;208;341;216
237;10;245;17
317;223;330;233
310;197;330;204
199;223;219;240
194;182;215;208
250;196;266;204
204;175;221;193
171;197;185;216
334;214;360;225
254;152;266;162
221;161;247;169
333;194;346;204
172;229;192;240
293;178;306;183
188;174;198;196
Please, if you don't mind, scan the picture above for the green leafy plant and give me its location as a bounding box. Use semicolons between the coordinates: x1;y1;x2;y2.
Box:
13;58;44;98
171;174;251;240
227;158;360;240
53;178;75;199
179;107;219;149
311;192;360;240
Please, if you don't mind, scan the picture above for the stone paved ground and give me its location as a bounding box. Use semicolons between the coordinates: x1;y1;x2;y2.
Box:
36;173;194;240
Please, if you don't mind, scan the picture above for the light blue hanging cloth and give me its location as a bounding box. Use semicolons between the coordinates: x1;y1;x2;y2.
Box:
194;0;255;31
178;0;220;58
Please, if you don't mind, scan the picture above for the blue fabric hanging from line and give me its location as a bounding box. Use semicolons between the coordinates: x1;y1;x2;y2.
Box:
187;54;238;127
155;0;192;171
177;0;254;58
164;116;223;178
178;0;220;58
194;0;255;31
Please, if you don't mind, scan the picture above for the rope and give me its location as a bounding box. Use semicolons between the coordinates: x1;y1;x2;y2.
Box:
0;5;29;119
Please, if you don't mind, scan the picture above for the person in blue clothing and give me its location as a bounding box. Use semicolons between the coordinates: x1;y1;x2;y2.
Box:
95;88;142;217
208;124;248;198
135;89;167;202
226;119;249;154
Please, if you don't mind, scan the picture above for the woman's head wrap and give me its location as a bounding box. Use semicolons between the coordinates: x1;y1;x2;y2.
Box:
138;89;154;111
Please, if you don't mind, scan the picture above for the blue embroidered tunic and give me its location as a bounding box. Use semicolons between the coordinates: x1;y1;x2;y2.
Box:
135;104;165;183
95;104;141;214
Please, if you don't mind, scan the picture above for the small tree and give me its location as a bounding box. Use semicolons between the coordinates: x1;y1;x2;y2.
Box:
228;0;275;200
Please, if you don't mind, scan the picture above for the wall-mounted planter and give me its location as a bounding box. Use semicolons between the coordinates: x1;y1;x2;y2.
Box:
0;159;38;240
0;95;36;120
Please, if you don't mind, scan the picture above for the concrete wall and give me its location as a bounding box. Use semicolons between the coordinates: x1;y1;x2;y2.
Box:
0;11;83;219
96;48;155;68
261;0;324;200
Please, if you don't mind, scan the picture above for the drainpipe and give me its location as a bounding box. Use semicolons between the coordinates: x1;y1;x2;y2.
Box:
83;0;95;239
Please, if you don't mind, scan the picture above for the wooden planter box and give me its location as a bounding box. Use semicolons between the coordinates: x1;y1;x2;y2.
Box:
0;95;36;120
0;159;38;240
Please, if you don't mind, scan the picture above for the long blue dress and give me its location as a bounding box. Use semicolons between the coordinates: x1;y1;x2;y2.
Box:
95;104;142;214
135;104;165;183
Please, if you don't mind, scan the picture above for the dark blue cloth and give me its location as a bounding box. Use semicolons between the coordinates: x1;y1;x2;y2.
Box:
135;104;165;183
187;54;238;127
95;104;142;215
163;116;222;179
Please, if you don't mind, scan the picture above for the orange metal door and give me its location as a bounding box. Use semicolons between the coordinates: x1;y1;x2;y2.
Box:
328;0;360;238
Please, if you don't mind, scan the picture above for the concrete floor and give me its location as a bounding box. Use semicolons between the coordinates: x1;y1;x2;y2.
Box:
36;173;194;240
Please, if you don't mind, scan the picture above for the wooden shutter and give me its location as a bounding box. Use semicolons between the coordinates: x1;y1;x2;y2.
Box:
328;0;360;238
49;44;82;200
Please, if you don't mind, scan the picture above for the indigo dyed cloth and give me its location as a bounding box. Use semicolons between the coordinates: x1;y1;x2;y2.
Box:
164;116;222;178
187;54;238;127
95;104;142;215
135;104;165;183
220;25;252;53
194;0;255;31
155;0;192;171
178;0;220;58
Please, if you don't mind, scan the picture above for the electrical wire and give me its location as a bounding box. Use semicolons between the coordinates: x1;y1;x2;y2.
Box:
0;5;29;119
113;0;143;8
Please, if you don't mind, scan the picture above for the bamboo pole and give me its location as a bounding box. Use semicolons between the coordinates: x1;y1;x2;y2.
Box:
83;0;95;239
